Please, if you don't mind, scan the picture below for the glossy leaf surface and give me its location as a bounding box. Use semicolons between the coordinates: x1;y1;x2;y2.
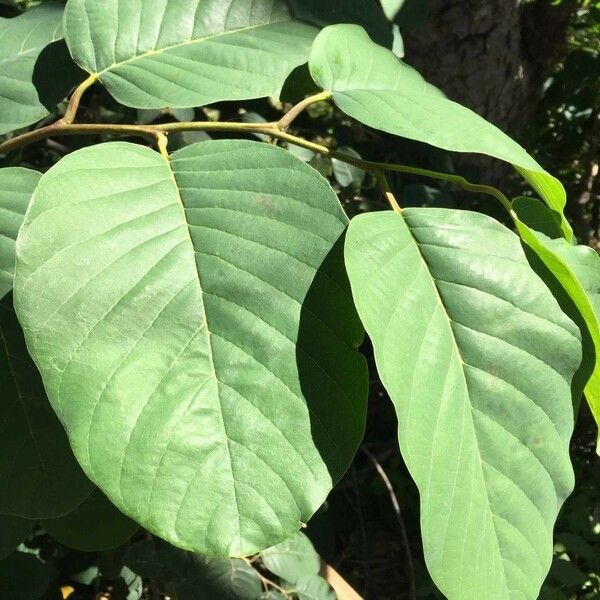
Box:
345;208;581;599
309;25;572;238
64;0;317;109
41;489;138;552
0;296;93;519
14;140;367;556
0;168;40;300
0;3;79;135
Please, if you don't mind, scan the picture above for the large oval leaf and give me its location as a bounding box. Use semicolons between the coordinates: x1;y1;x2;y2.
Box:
14;139;367;556
0;295;93;519
41;489;138;552
0;3;81;135
345;208;581;600
0;168;40;300
309;24;572;239
64;0;317;109
512;197;600;444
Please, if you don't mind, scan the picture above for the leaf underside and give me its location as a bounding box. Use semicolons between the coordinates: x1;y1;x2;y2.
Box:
345;208;581;600
14;139;367;556
309;24;571;239
65;0;317;108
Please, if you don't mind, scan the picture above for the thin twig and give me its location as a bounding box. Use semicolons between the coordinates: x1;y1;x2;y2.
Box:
277;91;332;130
62;74;97;124
243;557;290;597
374;170;402;212
0;86;515;214
361;446;416;600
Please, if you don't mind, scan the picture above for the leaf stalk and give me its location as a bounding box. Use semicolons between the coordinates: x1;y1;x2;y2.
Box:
0;88;512;213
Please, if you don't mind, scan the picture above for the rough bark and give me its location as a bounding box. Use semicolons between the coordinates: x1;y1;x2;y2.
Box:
398;0;575;187
402;0;575;136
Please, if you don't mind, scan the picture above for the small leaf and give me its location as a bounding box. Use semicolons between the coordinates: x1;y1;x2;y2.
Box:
41;489;138;552
111;566;143;600
293;574;336;600
309;25;572;239
332;147;366;189
345;208;581;600
241;112;271;142
260;593;287;600
0;296;93;519
64;0;318;109
261;532;320;584
0;514;31;560
0;167;40;300
286;145;315;163
14;139;367;556
0;3;82;135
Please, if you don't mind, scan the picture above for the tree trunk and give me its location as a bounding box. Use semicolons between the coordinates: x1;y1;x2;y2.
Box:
402;0;575;135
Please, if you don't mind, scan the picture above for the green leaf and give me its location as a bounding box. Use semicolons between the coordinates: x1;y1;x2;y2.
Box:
14;139;367;556
41;489;138;552
112;566;143;600
260;593;287;600
309;24;572;239
126;539;262;600
0;168;40;300
0;3;81;135
512;197;600;444
331;147;366;190
0;514;31;560
260;532;320;584
0;551;56;600
64;0;317;109
124;539;167;579
345;208;581;600
292;574;336;600
160;547;263;600
0;296;93;519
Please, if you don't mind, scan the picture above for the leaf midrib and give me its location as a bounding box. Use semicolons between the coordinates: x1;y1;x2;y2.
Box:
160;151;243;553
94;19;297;79
399;213;511;595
